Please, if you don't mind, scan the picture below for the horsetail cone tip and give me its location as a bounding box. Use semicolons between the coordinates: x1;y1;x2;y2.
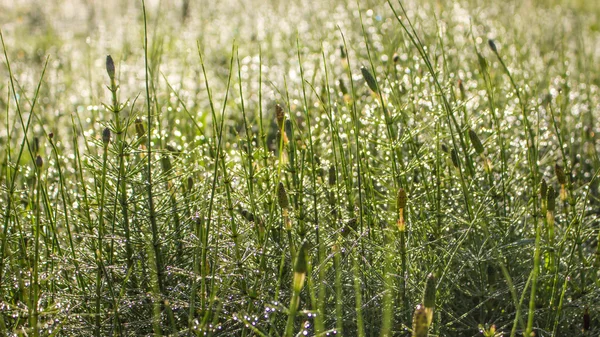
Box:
555;163;566;185
450;149;459;168
360;66;378;92
338;78;348;95
187;176;194;190
35;155;43;169
328;165;336;186
412;304;429;337
102;127;111;145
547;186;556;212
277;182;289;209
397;188;407;211
161;154;172;172
275;104;285;128
540;179;548;200
488;39;497;53
135;118;145;139
339;45;346;59
106;55;115;80
468;129;484;155
583;307;590;331
293;242;308;292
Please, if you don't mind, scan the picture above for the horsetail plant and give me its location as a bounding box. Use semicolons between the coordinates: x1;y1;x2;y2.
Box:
1;1;600;336
103;54;135;281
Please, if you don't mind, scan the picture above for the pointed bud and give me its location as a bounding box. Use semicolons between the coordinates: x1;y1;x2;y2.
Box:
450;149;459;168
458;79;466;100
102;127;111;146
360;66;378;93
293;242;308;293
135;118;145;139
555;163;566;185
488;39;497;53
397;188;407;211
161;154;172;172
547;186;556;212
106;55;115;80
187;176;194;191
339;45;346;59
277;182;290;209
338;78;348;95
35;155;43;169
294;241;308;274
469;129;484;155
540;179;548;200
275;104;285;129
328;165;336;186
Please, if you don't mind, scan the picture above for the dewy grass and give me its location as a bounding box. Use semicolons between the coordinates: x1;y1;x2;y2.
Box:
1;0;600;336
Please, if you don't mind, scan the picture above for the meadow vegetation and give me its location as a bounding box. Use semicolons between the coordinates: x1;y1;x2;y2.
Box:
0;0;599;335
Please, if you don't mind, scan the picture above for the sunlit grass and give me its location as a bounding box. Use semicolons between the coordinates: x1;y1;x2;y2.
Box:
0;0;599;336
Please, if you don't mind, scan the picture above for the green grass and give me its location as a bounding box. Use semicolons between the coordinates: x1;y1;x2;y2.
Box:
1;0;599;335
